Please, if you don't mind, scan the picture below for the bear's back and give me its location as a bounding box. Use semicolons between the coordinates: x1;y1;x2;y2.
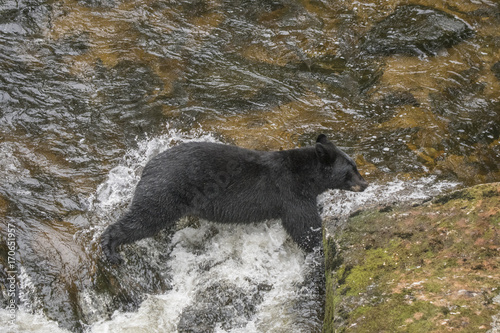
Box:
140;142;276;185
135;142;287;222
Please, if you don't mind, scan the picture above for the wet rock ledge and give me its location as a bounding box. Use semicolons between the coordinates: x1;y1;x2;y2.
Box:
323;183;500;332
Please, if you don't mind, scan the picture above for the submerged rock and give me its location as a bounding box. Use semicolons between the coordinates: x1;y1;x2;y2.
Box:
361;5;474;56
379;90;420;107
493;62;500;81
177;281;263;333
323;183;500;332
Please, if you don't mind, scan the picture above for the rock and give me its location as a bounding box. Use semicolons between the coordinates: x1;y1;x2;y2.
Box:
177;281;263;332
323;183;500;332
361;5;474;56
492;62;500;81
379;90;420;107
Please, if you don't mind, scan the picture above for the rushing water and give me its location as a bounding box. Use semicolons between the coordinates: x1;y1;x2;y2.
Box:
1;0;499;332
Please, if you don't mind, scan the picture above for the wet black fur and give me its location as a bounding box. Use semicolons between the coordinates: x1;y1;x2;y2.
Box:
101;135;368;264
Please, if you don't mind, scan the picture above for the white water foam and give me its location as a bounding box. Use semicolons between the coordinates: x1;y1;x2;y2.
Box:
0;308;69;333
89;221;311;332
1;267;68;333
319;176;459;234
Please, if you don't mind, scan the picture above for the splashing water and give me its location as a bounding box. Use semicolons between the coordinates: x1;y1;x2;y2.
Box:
319;176;459;233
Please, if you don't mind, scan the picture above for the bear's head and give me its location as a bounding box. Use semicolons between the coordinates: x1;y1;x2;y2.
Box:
315;134;369;192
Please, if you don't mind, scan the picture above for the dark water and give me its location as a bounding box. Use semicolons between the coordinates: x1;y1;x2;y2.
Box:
0;0;499;331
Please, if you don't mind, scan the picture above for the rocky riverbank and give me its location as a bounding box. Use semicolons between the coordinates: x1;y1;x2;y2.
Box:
323;182;500;332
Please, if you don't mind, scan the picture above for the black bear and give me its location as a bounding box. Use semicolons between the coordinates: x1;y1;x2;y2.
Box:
101;134;368;264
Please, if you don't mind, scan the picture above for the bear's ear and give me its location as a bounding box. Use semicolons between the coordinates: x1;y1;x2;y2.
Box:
316;142;335;164
316;134;329;144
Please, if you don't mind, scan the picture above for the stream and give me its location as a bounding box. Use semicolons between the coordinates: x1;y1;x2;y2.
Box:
1;0;499;332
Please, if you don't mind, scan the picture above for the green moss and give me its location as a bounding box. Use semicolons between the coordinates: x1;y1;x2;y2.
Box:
423;280;442;294
433;188;474;204
349;297;442;332
323;273;336;333
344;245;398;296
324;234;340;272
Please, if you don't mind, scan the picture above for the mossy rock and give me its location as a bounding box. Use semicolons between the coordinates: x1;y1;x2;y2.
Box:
323;183;500;332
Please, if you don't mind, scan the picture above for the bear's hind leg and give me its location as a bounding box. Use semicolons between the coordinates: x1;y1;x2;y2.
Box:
101;204;182;264
101;221;128;265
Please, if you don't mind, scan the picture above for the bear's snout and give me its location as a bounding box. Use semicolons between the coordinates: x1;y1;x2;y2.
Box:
350;178;369;192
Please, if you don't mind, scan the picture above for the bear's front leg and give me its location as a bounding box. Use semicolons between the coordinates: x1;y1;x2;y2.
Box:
281;202;322;252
